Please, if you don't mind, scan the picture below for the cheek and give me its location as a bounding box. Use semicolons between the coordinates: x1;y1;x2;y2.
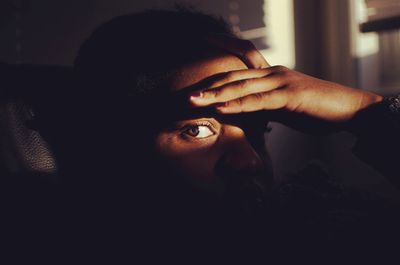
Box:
154;133;222;189
155;133;216;156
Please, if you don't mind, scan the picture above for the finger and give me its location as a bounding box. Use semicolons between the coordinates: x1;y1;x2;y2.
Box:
190;74;283;106
206;35;270;69
209;68;274;89
215;90;288;114
209;65;288;89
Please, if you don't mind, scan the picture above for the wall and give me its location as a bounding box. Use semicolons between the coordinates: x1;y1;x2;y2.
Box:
293;0;400;199
0;0;266;65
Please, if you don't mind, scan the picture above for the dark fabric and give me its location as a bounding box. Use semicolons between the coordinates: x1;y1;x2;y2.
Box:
2;63;400;262
350;100;400;185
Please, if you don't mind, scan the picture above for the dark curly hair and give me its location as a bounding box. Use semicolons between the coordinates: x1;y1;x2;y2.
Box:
74;8;235;99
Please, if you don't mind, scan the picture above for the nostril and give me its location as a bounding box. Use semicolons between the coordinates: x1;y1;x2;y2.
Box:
215;146;265;179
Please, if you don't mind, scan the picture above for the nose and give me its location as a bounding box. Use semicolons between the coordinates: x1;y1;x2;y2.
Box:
214;126;273;214
215;129;266;181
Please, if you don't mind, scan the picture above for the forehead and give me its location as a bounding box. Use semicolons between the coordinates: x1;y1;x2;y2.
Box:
169;54;248;92
147;54;250;127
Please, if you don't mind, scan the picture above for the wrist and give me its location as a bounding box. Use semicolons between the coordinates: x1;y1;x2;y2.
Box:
346;94;399;136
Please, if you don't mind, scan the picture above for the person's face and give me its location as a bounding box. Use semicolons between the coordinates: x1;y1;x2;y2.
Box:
153;53;274;204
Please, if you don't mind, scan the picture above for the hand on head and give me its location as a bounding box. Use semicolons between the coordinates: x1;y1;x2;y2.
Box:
189;35;383;133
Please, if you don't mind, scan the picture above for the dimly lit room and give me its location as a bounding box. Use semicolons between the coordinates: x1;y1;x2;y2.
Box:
1;0;400;262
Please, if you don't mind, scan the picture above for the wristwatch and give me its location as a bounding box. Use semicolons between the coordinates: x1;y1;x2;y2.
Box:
383;95;400;115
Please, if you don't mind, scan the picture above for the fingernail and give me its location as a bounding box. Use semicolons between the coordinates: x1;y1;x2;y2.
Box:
190;92;203;100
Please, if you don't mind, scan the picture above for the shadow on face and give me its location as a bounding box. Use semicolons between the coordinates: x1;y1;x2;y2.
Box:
152;53;274;209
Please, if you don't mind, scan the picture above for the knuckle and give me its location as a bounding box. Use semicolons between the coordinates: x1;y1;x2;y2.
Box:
211;72;235;88
277;90;290;109
261;68;274;77
253;92;265;101
236;79;249;89
272;65;288;72
236;97;245;110
211;88;222;98
232;97;244;107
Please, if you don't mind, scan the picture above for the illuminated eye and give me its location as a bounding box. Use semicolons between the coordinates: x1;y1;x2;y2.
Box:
184;125;215;139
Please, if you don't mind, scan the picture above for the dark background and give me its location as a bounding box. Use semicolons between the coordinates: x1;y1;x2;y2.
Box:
1;0;399;199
